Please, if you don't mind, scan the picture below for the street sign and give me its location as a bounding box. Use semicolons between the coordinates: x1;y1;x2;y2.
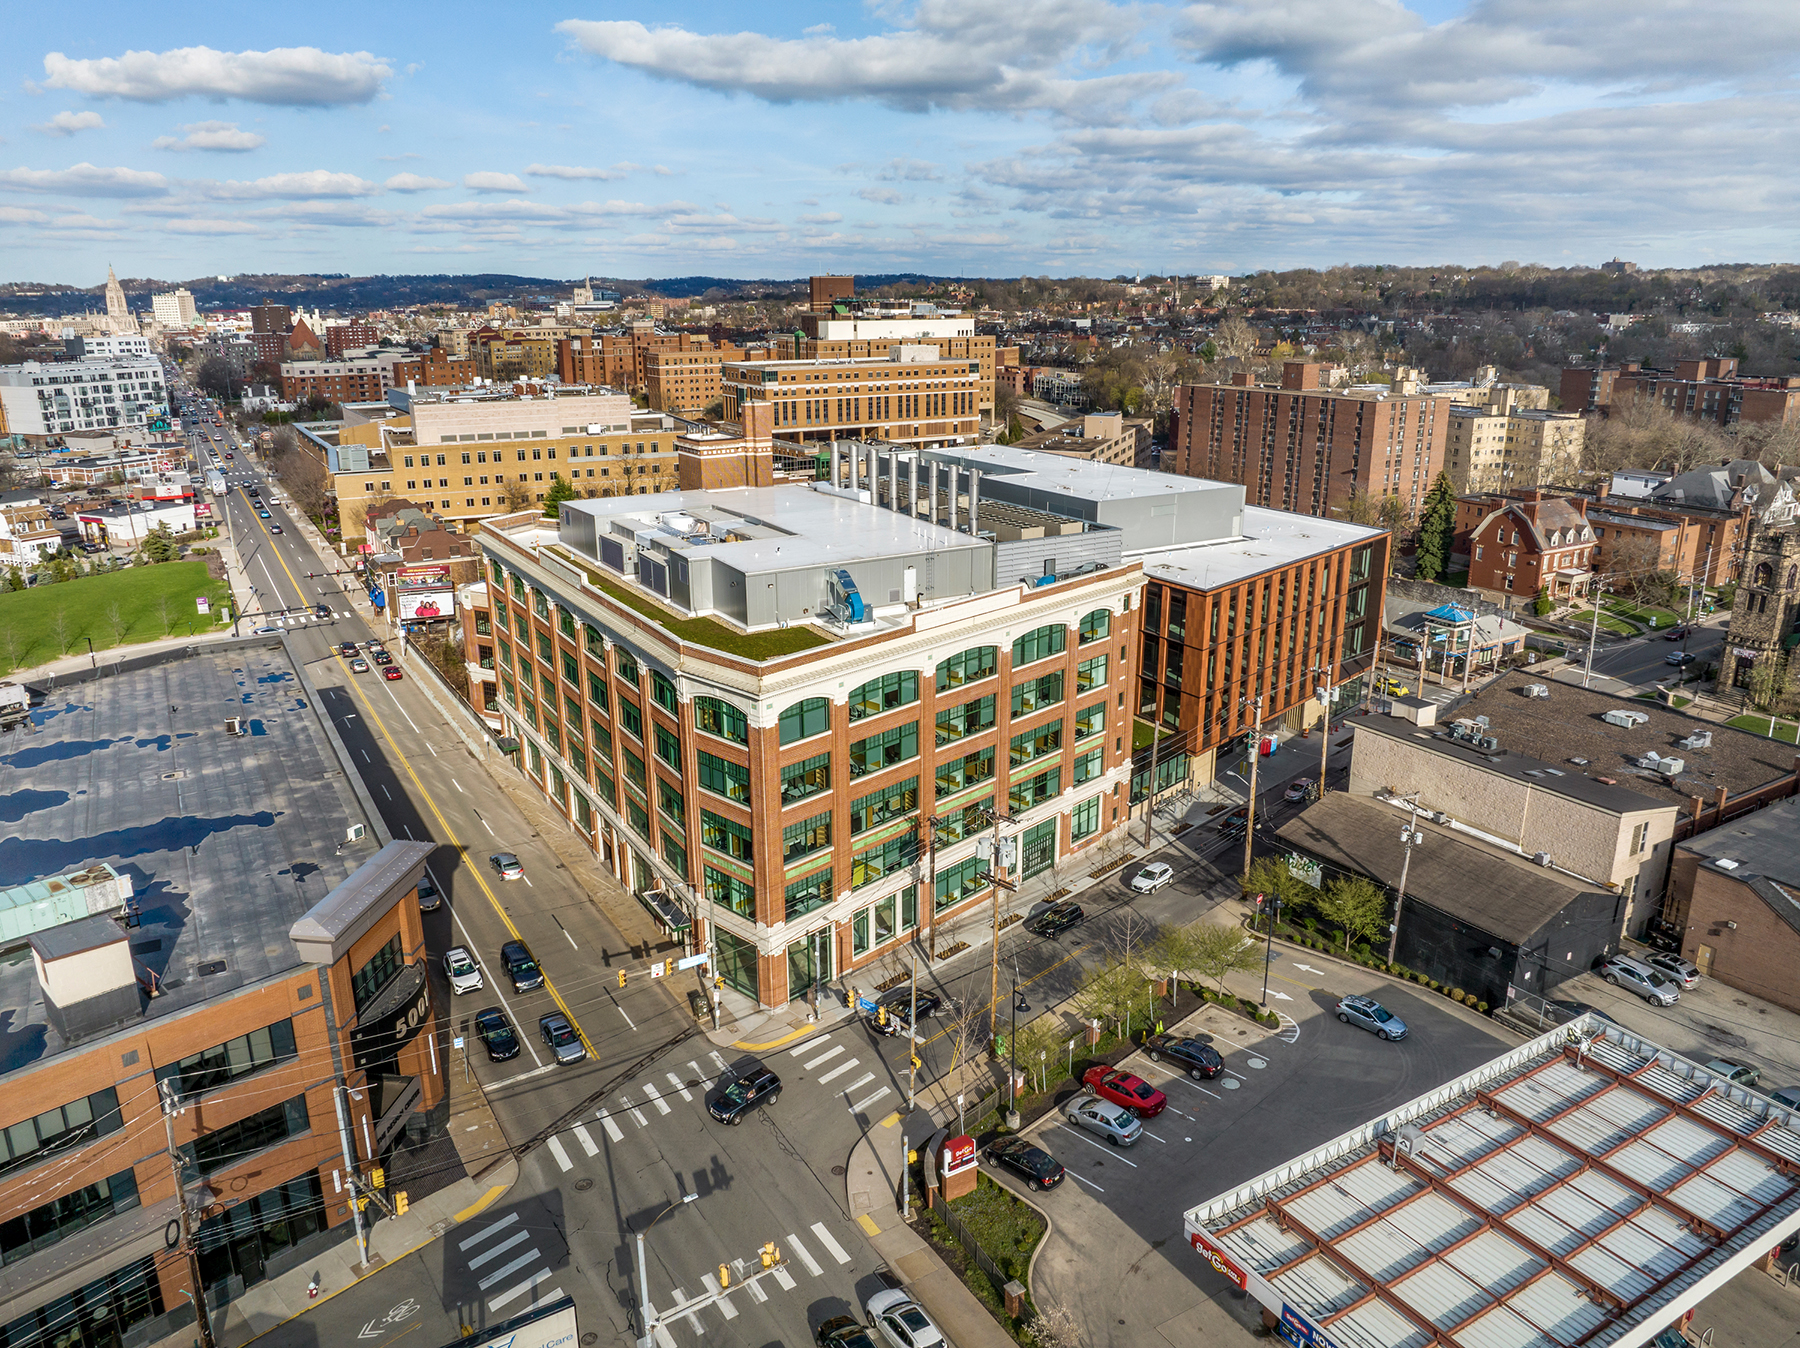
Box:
676;952;711;971
650;961;667;978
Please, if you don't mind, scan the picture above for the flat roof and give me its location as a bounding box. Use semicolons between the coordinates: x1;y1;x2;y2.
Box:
1187;1021;1800;1348
1678;794;1800;887
929;443;1226;505
1135;504;1385;590
1461;671;1797;810
0;642;384;1077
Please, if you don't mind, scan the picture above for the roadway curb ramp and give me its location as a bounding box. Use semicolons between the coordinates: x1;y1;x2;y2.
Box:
845;1116;1020;1348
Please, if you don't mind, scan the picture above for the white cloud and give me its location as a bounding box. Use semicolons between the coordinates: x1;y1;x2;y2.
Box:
196;171;383;201
877;157;943;182
524;163;625;181
857;187;906;205
801;211;843;223
152;120;267;152
0;163;168;197
42;46;391;106
385;173;453;192
0;205;51;224
160;217;263;234
463;172;528;193
32;111;105;136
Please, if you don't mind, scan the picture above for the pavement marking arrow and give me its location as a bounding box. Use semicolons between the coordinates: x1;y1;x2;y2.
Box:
358;1321;382;1340
1267;990;1293;1001
1292;963;1321;974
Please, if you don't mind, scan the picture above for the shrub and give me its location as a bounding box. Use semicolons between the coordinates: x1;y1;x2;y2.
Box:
1477;1001;1490;1014
1450;987;1464;1002
1428;980;1440;992
1302;916;1319;932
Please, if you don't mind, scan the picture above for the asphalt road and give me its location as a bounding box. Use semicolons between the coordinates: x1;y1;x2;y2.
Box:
1568;611;1726;694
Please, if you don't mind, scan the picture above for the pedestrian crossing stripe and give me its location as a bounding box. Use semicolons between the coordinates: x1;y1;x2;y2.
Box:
546;1135;572;1172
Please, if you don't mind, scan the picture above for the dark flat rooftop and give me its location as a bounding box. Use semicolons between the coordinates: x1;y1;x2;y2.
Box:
1679;794;1800;886
1458;669;1799;810
0;642;382;1078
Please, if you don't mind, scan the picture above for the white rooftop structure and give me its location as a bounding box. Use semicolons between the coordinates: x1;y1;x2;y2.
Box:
1134;504;1384;591
1187;1019;1800;1348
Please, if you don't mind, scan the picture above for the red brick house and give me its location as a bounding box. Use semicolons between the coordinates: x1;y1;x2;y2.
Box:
1462;488;1595;607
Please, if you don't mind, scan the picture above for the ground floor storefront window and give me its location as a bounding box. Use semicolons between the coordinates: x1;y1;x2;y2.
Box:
715;928;758;1000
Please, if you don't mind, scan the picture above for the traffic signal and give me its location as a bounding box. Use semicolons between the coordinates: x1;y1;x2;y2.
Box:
877;1005;888;1026
718;1263;731;1290
759;1241;779;1269
618;970;628;988
395;1191;409;1216
371;1167;386;1189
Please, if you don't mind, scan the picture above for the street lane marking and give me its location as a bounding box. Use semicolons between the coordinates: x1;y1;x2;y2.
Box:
488;1270;552;1312
810;1223;852;1265
701;1273;737;1319
745;1278;768;1304
642;1082;672;1115
595;1110;624;1143
466;1230;530;1269
478;1250;543;1291
546;1136;572;1172
452;778;464;792
573;1124;598;1157
772;1267;796;1291
790;1037;832;1058
624;1098;649;1128
1053;1124;1138;1167
615;999;636;1031
458;1213;519;1251
800;1045;845;1071
687;1061;707;1089
840;1072;876;1096
361;750;370;763
1141;1130;1168;1143
850;1086;892;1115
382;785;392;800
667;1071;693;1102
487;1063;555;1088
709;1051;727;1074
785;1233;823;1277
817;1058;860;1084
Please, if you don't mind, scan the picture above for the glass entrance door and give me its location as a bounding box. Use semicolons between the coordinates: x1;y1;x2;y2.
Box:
786;929;832;1006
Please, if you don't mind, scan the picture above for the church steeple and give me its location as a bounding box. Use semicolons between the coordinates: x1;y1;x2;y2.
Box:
103;265;138;334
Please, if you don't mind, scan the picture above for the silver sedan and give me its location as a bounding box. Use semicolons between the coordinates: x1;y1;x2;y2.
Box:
1065;1097;1142;1147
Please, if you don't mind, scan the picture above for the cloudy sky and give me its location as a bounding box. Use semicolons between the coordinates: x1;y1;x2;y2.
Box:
4;0;1798;284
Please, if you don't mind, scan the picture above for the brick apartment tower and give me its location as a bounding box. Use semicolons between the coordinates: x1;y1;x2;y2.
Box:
810;275;855;313
678;401;774;490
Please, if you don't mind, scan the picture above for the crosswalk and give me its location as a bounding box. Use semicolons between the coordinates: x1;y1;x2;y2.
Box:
459;1212;564;1319
644;1219;854;1339
788;1032;894;1117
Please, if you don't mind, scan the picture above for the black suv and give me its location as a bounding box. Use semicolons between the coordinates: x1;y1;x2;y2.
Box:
1143;1033;1224;1080
984;1136;1065;1191
500;940;543;992
871;990;944;1036
1024;900;1084;938
709;1066;781;1124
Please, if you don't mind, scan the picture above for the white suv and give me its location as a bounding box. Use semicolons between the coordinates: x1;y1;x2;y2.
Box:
1599;955;1679;1007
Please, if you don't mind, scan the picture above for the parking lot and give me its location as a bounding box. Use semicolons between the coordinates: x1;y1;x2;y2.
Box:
978;960;1517;1348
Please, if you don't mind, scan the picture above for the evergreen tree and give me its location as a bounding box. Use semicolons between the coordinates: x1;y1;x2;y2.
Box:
542;473;576;518
1414;471;1457;582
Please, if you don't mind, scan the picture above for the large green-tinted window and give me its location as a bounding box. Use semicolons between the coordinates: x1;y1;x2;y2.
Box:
618;696;643;741
716;929;759;999
785;869;833;921
934;796;993;844
934;856;986;912
615;647;640;683
850;777;918;834
702;810;753;862
779;697;831;745
851;834;916;889
654;723;682;773
1071;795;1101;840
936;695;994;746
848;722;918;777
782;812;832;865
1072;747;1104;784
1010;721;1062;767
657;778;685;829
936;746;995;795
1011;671;1064;717
697;750;750;803
705;865;755;918
1074;701;1106;740
781;753;831;803
1076;654;1108;692
847;670;918;720
1012;624;1066;667
695;696;747;744
1078;609;1111;644
1009;767;1061;814
650;670;678;713
935;645;996;691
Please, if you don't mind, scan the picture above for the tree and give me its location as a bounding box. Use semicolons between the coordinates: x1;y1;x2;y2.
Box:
196;356;237;402
5;568;22;592
1414;472;1458;582
1239;856;1319;920
1189;924;1261;994
49;607;72;656
0;625;21;673
1583;393;1727;475
1213;316;1258;367
542;473;576;518
1027;1302;1084;1348
1073;956;1150;1036
1745;651;1793;715
500;477;531;512
143;525;179;563
1532;586;1554;616
1314;876;1389;952
105;601;128;645
1148;922;1203;990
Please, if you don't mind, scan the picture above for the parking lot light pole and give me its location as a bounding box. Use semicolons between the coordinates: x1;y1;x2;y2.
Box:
1259;895;1281;1006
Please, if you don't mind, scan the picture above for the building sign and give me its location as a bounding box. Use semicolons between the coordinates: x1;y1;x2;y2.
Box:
1189;1230;1249;1290
1285;854;1323;890
397;590;453;621
350;961;432;1070
195;596;210;615
1279;1304;1343;1348
398;564;451;589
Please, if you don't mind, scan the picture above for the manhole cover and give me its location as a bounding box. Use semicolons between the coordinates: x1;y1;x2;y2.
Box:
574;1178;594;1192
583;1334;599;1345
1222;1078;1240;1090
1246;1057;1267;1070
831;1165;846;1175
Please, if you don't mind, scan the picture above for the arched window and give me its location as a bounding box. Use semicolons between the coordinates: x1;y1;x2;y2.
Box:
1755;562;1775;589
694;696;748;744
779;697;831;745
1011;623;1066;668
1788;565;1797;589
1078;609;1111;644
848;670;919;720
935;645;997;691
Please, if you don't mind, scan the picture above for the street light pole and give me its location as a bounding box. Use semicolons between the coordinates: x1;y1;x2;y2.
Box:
1259;895;1282;1006
1240;694;1265;878
1387;794;1424;965
635;1192;698;1347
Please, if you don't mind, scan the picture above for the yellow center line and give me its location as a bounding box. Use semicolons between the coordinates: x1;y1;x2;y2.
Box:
261;519;601;1058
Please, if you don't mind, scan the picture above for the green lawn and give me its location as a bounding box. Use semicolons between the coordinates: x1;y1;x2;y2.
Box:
0;561;232;674
1636;691;1694;709
1133;718;1158;750
1568;607;1637;636
943;1171;1045;1284
1442;570;1469;588
1604;598;1682;630
1725;714;1800;744
549;547;829;660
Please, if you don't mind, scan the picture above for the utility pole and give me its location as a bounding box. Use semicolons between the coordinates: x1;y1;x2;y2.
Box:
1141;719;1164;847
159;1080;218;1348
1387;794;1425;965
983;808;1018;1042
1241;695;1264;878
1314;682;1334;800
1581;575;1605;689
333;1085;369;1267
906;948;918;1113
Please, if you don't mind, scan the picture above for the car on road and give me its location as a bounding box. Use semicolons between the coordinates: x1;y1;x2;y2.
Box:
251;625;280;635
1704;1058;1762;1089
983;1136;1065;1191
1143;1032;1224;1079
350;657;370;673
490;852;524;880
312;605;330;619
415;871;440;912
866;1291;947;1348
1598;954;1681;1006
383;667;403;681
443;945;483;995
540;1012;585;1065
500;940;544;992
1375;676;1412;696
1663;626;1691;641
1083;1066;1167;1118
1129;861;1175;894
257;510;271;520
1642;951;1700;988
709;1065;780;1124
1066;1096;1143;1147
223;451;233;459
339;641;359;656
269;524;283;534
1336;994;1408;1041
372;650;393;665
871;989;943;1035
1284;776;1316;804
815;1313;879;1348
1768;1086;1800;1110
1664;651;1695;666
474;1007;519;1061
1024;899;1084;938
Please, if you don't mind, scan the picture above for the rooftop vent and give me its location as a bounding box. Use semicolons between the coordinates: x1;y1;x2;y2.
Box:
1638;752;1685;776
1602;709;1650;729
1679;731;1713;750
1533;852;1554;867
1524;683;1550;699
224;716;244;736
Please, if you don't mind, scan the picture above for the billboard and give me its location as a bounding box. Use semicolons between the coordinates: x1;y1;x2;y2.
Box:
398;590;453;622
398;564;451;589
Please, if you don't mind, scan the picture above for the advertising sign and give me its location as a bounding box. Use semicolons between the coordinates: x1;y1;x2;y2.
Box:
350;962;432;1071
434;1297;577;1348
941;1135;977;1178
398;564;451;589
1280;1304;1342;1348
196;596;211;615
1189;1229;1249;1290
397;590;452;621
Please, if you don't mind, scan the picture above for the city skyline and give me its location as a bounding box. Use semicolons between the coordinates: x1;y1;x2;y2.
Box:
4;1;1800;280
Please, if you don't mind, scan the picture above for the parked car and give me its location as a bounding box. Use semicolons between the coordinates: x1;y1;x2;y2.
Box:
865;1291;947;1348
709;1065;781;1124
1768;1086;1800;1110
1216;805;1249;831
443;945;483;995
540;1012;586;1065
815;1314;879;1348
1598;955;1681;1006
1335;994;1408;1041
1082;1066;1167;1118
474;1007;519;1061
1703;1058;1762;1089
1375;676;1412;696
350;657;370;673
490;852;524;880
1284;777;1315;804
1066;1096;1143;1147
1024;900;1084;938
1642;952;1700;988
1143;1033;1224;1079
1664;651;1695;666
501;940;544;992
983;1136;1065;1191
1129;862;1175;894
383;667;403;681
415;871;439;912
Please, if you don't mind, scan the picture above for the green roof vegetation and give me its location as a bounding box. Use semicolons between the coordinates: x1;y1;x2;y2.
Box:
549;548;830;661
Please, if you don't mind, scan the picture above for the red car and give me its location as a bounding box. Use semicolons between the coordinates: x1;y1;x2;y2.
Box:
383;666;404;681
1082;1066;1166;1118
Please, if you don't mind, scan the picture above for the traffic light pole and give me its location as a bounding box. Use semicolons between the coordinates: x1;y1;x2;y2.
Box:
334;1085;370;1268
159;1081;218;1348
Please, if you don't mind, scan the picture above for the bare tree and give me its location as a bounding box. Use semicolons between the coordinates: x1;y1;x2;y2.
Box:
1027;1303;1084;1348
50;607;72;656
1213;316;1258;366
105;602;128;646
0;625;21;673
500;476;531;512
1584;394;1728;475
156;593;173;636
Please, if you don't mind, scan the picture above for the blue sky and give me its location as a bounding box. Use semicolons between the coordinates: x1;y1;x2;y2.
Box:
4;0;1800;285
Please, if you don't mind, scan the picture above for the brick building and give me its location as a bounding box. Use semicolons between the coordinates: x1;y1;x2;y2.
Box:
1563;358;1800;426
389;347;476;390
1012;412;1148;467
1169;362;1452;521
1442;404;1584;494
722;351;981;448
809;275;855;313
643;342;746;416
1665;796;1800;1013
0;646;436;1344
325;321;379;358
278;354;392;406
1459;488;1595;606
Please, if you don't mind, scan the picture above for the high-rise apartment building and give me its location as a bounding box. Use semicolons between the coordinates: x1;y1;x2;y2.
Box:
643;343;747;416
1442;405;1584;494
809;274;856;313
723;350;981;447
1169;363;1451;520
150;288;197;328
251;302;292;335
773;306;997;413
1562;358;1800;425
0;357;168;442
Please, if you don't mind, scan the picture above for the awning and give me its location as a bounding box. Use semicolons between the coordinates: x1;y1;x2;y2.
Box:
638;887;691;932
